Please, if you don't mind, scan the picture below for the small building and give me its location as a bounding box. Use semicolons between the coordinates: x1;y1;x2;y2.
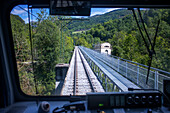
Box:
94;42;111;55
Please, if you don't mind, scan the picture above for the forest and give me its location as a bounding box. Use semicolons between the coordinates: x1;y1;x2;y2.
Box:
11;8;170;95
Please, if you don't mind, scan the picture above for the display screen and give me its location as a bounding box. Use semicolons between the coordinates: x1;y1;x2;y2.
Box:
50;0;91;16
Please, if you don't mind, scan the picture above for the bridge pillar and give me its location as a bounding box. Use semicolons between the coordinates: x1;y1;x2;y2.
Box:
55;64;69;81
54;64;69;95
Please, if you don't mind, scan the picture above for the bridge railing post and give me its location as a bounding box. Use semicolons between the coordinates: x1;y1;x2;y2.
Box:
111;83;114;92
105;75;107;92
137;65;139;84
155;71;158;90
97;67;99;75
126;61;127;77
99;71;101;82
118;58;120;72
157;72;159;90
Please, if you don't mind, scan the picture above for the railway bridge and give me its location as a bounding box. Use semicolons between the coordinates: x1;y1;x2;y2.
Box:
60;46;170;95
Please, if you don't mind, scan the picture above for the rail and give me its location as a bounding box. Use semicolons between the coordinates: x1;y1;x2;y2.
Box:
73;48;77;95
78;49;95;93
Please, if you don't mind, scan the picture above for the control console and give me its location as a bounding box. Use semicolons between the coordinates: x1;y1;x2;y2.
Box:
87;91;162;109
3;91;168;113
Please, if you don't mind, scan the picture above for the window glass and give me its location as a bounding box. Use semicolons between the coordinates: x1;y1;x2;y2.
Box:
11;6;170;95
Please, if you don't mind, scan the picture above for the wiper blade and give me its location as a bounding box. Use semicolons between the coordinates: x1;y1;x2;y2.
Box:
131;8;160;84
137;8;156;54
146;19;160;84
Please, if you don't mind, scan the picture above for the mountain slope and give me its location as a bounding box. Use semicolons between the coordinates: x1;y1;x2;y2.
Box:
10;14;25;24
68;9;132;31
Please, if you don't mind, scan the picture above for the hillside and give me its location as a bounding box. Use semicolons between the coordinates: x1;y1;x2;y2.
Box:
10;14;25;24
68;9;131;31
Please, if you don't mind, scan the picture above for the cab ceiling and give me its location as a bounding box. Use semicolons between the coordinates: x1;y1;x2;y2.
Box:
25;0;170;8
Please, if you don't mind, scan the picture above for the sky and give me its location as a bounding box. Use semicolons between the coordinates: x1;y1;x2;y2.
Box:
11;5;121;23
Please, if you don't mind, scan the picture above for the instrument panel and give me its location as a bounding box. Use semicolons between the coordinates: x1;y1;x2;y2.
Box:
87;91;162;109
2;91;169;113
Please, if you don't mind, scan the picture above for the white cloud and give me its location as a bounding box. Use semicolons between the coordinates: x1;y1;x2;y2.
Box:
90;8;121;17
73;16;83;18
90;11;105;16
105;8;121;13
23;18;28;23
11;8;27;15
23;18;37;24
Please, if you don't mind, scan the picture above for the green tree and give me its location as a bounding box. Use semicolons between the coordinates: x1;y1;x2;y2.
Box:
34;18;60;95
64;36;74;63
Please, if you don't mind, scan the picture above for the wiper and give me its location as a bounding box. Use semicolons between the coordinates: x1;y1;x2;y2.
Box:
131;9;150;54
137;8;156;54
28;4;38;94
146;19;160;84
131;8;160;84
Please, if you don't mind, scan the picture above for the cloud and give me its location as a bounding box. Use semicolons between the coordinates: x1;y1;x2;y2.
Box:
23;18;37;24
23;18;29;23
90;11;105;16
105;8;121;13
11;8;27;15
90;8;121;17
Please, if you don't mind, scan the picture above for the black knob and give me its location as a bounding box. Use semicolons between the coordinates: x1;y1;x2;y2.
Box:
148;96;154;104
141;96;147;104
134;96;140;104
155;96;160;103
127;96;133;104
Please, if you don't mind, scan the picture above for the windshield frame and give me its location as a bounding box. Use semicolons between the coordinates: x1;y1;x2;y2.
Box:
3;0;170;102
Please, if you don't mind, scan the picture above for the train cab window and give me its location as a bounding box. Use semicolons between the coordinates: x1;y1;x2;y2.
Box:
10;5;170;97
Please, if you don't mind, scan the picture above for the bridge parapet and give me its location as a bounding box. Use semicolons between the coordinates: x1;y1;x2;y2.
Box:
79;46;133;92
80;46;170;92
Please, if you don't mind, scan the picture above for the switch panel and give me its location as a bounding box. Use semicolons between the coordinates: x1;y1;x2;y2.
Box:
87;91;162;109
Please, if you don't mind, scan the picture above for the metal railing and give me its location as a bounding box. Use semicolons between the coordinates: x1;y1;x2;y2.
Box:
80;46;170;92
80;46;127;92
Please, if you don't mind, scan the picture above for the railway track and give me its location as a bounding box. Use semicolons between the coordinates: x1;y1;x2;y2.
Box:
61;47;104;95
73;48;93;95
